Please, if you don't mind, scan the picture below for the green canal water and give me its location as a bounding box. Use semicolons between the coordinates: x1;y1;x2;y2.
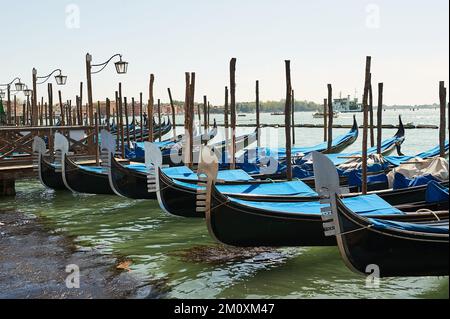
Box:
1;109;448;299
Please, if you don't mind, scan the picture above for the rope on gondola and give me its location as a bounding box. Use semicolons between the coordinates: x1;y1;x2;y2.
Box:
415;209;441;221
209;197;231;212
335;224;374;237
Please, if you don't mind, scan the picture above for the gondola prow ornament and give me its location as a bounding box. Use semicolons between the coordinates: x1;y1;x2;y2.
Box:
54;132;69;173
312;151;342;237
196;146;219;214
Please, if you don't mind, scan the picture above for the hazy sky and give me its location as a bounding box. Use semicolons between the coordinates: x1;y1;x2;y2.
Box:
1;0;448;105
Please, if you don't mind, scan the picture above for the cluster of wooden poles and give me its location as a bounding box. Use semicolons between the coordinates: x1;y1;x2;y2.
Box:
3;56;448;188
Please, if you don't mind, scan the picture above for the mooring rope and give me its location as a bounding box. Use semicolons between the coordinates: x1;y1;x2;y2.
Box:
335;224;374;236
415;209;441;221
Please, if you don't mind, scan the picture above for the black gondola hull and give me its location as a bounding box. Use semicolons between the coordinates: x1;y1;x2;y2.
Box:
206;185;448;247
39;155;67;191
62;155;115;195
157;168;200;217
109;155;156;199
335;198;449;277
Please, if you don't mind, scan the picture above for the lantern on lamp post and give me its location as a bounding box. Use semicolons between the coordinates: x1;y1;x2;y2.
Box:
85;53;128;126
31;68;67;126
0;77;26;125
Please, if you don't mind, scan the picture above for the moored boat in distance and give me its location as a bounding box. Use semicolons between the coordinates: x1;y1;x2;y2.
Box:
313;111;339;118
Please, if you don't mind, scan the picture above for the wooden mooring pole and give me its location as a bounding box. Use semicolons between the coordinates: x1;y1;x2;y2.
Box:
184;73;191;166
139;92;144;142
168;88;176;139
118;83;125;158
285;60;293;181
255;81;260;147
58;90;65;126
230;58;237;169
361;56;372;195
189;72;196;166
323;98;327;142
106;98;111;130
203;95;208;131
157;98;162;142
124;97;130;147
148;74;155;142
224;86;229;145
377;83;383;154
369;74;375;148
439;81;447;157
327;85;333;152
95;105;100;166
132;97;136;141
291;89;295;145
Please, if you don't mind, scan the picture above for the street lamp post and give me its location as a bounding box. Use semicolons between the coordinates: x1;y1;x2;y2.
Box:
32;68;67;126
85;53;128;125
0;77;26;125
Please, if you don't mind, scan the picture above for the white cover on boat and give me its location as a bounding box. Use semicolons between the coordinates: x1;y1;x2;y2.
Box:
337;154;386;171
386;157;449;187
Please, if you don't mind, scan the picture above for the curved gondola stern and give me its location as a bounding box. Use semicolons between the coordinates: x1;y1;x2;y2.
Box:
107;152;128;197
32;136;47;187
61;152;79;194
395;115;405;139
351;115;359;136
101;129;125;198
37;153;48;189
145;142;172;214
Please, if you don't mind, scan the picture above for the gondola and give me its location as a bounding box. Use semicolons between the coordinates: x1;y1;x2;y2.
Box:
62;153;114;195
329;195;448;277
155;165;321;217
198;149;448;247
108;124;219;199
128;120;218;163
118;118;171;142
37;153;67;190
155;159;448;220
203;180;448;247
153;122;409;218
108;154;156;199
322;116;405;166
162;128;258;167
239;116;359;164
321;115;358;154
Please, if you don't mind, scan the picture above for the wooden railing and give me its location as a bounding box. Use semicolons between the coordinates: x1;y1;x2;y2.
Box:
0;125;101;165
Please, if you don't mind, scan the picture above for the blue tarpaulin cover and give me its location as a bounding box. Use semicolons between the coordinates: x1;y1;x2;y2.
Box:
425;181;449;204
176;169;254;182
348;171;388;187
326;136;401;166
172;179;318;197
393;173;439;190
228;194;404;216
79;165;106;174
384;141;449;166
241;127;358;161
369;218;449;234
